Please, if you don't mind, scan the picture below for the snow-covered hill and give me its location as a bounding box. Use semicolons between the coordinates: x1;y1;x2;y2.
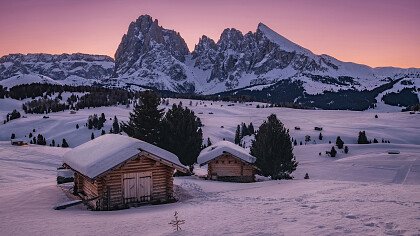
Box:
1;98;419;148
0;53;114;88
1;98;419;235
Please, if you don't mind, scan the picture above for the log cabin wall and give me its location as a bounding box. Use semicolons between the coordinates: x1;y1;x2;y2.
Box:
208;154;255;182
71;153;175;210
97;153;175;210
74;172;103;209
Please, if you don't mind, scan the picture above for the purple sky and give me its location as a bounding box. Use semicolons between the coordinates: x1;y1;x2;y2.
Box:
0;0;419;67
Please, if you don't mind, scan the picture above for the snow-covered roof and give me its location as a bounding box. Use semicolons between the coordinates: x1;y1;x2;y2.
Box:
197;141;257;165
63;134;187;178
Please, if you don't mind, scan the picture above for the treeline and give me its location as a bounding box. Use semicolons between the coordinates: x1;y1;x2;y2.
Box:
300;77;404;111
382;88;419;107
5;83;142;114
0;85;7;98
234;122;255;145
7;83;140;104
4;109;21;124
402;103;420;112
23;98;68;114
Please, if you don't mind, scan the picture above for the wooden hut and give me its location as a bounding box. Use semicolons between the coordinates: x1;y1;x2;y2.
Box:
11;139;28;146
197;141;257;183
63;134;188;210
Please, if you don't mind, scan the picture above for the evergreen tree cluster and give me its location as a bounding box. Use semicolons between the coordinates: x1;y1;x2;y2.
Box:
4;109;21;123
382;88;419;107
61;138;69;148
0;85;7;98
250;114;298;179
30;134;47;145
160;103;203;171
87;113;106;130
402;103;420;112
336;136;344;149
23;98;68;114
357;131;369;144
234;122;255;145
7;83;141;112
122;91;203;171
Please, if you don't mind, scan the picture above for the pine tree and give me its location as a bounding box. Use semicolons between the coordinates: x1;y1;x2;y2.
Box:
91;132;95;140
112;116;120;133
336;136;344;149
357;131;369;144
29;132;33;138
37;134;45;145
101;130;105;135
234;125;241;144
207;137;212;147
319;133;323;140
61;139;69;148
373;138;378;143
100;113;106;123
11;133;15;139
293;139;297;146
88;118;93;129
121;90;163;145
76;124;79;129
344;146;349;154
160;104;203;171
248;123;255;135
241;123;248;137
330;146;337;157
250;114;298;179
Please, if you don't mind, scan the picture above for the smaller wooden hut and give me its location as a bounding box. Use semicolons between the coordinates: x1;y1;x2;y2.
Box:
63;134;188;210
11;139;28;146
198;141;257;182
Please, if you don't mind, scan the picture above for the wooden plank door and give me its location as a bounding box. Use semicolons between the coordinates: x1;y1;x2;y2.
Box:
137;176;151;202
123;173;137;203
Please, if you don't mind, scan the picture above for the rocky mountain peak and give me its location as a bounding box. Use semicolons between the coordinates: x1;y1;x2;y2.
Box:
114;15;189;77
218;28;244;50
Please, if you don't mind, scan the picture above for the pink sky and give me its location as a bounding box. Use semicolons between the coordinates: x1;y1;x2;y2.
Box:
0;0;419;68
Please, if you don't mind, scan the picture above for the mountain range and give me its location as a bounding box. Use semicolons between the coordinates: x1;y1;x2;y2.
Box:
0;15;418;109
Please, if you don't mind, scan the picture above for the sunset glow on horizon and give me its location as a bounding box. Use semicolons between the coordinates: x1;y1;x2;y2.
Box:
1;0;419;68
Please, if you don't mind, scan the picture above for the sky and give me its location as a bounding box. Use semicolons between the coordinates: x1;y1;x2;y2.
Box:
0;0;419;68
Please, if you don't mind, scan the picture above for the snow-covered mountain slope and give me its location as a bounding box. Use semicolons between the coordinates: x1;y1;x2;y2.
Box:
1;15;419;99
0;53;114;87
0;74;61;88
110;15;419;95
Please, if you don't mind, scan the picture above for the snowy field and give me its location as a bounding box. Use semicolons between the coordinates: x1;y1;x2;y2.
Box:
1;98;420;147
0;98;420;235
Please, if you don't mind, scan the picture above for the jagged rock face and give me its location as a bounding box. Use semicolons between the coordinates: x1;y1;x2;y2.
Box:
0;53;114;81
113;15;190;90
191;23;333;89
2;15;419;95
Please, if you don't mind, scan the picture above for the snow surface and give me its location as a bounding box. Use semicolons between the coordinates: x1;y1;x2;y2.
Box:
1;98;420;235
63;134;187;178
0;74;61;88
0;138;419;235
197;140;256;165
